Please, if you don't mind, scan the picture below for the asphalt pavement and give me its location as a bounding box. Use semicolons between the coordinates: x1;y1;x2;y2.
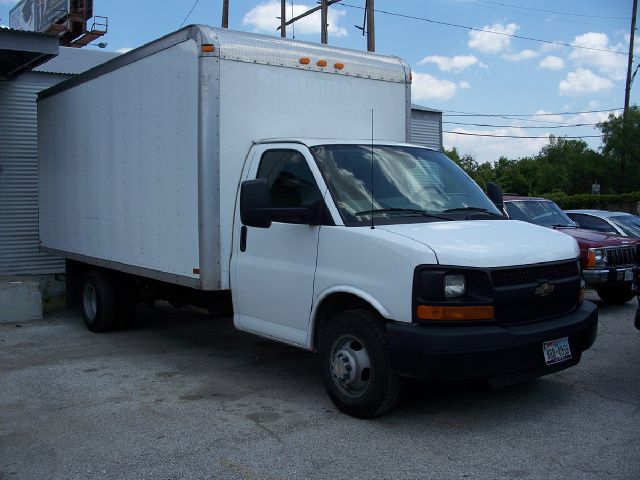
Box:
1;292;638;480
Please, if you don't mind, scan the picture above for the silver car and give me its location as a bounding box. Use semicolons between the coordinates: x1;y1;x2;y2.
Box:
565;210;640;238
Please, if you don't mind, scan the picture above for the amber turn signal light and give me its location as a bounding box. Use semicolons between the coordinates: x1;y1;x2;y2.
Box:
417;305;494;321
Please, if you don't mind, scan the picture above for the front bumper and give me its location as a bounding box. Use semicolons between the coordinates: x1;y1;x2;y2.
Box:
582;266;634;285
386;301;598;386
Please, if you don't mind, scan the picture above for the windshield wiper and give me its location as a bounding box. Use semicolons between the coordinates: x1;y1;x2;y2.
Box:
443;207;504;218
354;208;453;221
550;224;575;229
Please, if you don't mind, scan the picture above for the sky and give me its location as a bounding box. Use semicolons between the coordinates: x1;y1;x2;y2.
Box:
1;0;638;163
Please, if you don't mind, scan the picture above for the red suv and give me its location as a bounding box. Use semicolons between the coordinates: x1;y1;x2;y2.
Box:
503;196;640;304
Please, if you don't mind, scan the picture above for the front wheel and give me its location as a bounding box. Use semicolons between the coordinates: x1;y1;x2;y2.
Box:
596;286;635;304
319;309;402;418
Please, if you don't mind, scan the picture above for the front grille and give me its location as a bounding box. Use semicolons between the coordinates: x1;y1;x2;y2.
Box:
496;296;577;325
491;261;579;287
606;246;638;267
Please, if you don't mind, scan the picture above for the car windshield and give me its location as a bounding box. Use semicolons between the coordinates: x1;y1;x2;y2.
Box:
611;215;640;237
504;200;575;227
309;145;501;225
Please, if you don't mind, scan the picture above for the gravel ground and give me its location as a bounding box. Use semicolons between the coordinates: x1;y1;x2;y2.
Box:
1;292;638;480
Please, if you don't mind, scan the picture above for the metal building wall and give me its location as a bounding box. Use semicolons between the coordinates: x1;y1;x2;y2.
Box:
0;72;68;274
410;108;443;151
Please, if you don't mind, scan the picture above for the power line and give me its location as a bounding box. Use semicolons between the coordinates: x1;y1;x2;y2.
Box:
179;0;201;28
444;131;603;139
442;108;622;117
469;0;629;28
340;3;629;56
444;121;599;129
473;0;630;20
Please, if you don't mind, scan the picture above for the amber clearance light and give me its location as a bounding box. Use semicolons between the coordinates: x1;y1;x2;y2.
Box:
417;305;494;321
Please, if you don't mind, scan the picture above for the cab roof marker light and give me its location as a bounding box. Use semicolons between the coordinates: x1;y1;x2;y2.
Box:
201;44;215;53
317;59;328;67
299;57;311;65
334;62;345;70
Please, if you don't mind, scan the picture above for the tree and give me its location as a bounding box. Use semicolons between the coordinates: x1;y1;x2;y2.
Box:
597;105;640;193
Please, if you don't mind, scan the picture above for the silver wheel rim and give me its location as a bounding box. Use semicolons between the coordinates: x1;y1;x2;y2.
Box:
83;284;97;321
329;334;372;398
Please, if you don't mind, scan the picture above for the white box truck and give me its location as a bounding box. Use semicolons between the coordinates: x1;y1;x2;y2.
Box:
38;26;597;418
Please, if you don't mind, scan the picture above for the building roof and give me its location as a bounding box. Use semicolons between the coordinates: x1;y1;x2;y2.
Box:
411;104;442;114
0;27;58;79
34;46;120;75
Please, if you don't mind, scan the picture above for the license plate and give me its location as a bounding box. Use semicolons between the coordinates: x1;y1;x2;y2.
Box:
543;337;572;365
624;269;633;281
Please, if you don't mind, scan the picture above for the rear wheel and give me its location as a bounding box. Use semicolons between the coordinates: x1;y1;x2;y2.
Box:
596;287;635;304
81;270;118;332
319;309;402;418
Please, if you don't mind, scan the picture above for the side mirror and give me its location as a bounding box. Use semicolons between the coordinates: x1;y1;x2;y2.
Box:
240;179;272;228
486;182;504;212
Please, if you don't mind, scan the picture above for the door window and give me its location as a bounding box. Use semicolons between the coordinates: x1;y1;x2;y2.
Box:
257;150;323;210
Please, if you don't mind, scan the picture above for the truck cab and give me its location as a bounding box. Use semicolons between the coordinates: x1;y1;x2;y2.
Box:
233;140;598;418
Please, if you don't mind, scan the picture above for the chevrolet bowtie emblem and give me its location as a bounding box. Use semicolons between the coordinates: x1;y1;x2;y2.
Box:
535;282;555;297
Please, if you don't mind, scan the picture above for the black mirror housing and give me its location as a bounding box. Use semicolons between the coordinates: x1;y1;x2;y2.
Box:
486;182;504;212
240;179;272;228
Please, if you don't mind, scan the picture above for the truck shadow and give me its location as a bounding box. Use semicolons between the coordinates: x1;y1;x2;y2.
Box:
122;304;589;420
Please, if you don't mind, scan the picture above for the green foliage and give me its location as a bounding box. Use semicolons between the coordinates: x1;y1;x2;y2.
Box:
441;107;639;196
545;191;640;210
597;106;640;193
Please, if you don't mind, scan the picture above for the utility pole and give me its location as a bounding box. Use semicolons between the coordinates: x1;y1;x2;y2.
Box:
280;0;286;38
277;0;342;44
624;0;637;122
321;0;328;44
222;0;229;28
366;0;375;52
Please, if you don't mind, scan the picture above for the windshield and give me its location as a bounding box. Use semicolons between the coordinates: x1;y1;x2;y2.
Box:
504;200;575;227
611;215;640;237
309;145;501;225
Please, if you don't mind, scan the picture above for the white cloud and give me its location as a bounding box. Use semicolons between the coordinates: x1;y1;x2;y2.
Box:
532;109;565;123
243;1;347;37
559;68;613;96
539;55;565;70
458;81;471;90
418;54;486;72
468;22;518;54
444;127;548;163
412;73;458;101
502;49;538;62
569;32;626;81
116;47;133;54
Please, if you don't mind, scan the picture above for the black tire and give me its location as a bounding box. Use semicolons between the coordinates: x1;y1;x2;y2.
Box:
319;309;402;418
596;287;635;304
81;270;118;332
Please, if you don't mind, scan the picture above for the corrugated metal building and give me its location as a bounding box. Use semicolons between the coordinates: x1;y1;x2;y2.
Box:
410;104;442;151
0;42;117;275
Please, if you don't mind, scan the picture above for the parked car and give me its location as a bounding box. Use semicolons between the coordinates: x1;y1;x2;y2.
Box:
633;267;640;330
503;196;640;304
565;210;640;238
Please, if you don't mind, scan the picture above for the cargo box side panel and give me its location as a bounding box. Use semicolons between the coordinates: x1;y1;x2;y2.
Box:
217;60;407;284
39;41;202;284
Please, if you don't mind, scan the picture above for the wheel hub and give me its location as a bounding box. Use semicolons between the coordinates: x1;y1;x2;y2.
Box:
331;349;356;385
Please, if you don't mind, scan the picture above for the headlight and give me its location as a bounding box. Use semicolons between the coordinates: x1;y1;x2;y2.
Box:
587;248;608;268
444;274;466;298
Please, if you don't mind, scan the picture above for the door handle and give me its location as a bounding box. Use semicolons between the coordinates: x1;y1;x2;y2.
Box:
240;225;247;252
